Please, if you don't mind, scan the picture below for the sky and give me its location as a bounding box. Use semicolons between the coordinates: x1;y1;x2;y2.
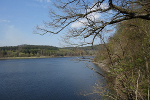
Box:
0;0;62;47
0;0;114;47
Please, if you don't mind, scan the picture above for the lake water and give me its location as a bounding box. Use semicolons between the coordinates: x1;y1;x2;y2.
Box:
0;57;106;100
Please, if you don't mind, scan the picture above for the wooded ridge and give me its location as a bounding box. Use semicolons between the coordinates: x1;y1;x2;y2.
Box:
0;44;103;58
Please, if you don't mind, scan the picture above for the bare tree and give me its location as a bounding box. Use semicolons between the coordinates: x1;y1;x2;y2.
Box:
35;0;150;46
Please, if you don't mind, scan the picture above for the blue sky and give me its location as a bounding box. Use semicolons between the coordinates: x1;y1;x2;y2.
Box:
0;0;62;47
0;0;114;47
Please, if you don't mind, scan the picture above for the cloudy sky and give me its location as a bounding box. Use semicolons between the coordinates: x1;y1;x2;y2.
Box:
0;0;111;47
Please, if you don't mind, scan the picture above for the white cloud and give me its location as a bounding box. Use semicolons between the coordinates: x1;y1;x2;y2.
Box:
71;12;101;28
100;3;109;10
71;18;87;28
71;13;100;28
0;20;10;23
71;3;108;28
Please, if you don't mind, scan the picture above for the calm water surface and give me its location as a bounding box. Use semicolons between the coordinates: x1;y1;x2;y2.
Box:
0;57;105;100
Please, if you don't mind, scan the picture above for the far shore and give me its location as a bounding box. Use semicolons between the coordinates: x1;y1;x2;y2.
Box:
0;55;93;60
0;56;72;60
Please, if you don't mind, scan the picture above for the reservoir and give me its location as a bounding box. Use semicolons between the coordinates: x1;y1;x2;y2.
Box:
0;57;106;100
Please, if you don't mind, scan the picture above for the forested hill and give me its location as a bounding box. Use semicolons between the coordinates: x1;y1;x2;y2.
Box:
0;44;103;58
0;44;59;51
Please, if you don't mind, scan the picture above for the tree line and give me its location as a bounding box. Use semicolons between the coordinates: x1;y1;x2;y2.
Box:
0;44;98;57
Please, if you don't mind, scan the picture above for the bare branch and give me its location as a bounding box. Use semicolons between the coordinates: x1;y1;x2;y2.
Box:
35;0;150;46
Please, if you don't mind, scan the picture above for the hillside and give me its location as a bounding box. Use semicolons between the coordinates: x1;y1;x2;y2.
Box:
0;44;104;58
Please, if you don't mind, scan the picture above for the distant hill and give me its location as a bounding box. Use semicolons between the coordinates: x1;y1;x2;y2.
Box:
0;44;59;51
0;44;104;58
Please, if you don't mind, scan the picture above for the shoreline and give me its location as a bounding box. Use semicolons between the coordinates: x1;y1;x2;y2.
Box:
92;60;110;73
0;56;50;60
0;55;92;60
0;56;72;60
